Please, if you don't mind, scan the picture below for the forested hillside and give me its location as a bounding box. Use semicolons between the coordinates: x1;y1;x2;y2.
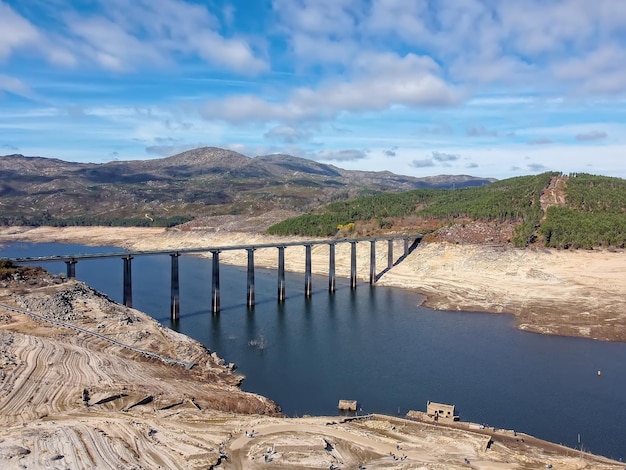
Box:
268;173;626;249
540;174;626;248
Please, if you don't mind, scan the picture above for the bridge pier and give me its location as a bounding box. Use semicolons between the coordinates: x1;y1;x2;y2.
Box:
370;240;376;284
350;241;357;289
170;253;180;320
65;259;77;279
304;244;312;297
277;246;286;302
10;235;424;315
211;250;220;314
123;255;133;308
328;243;336;292
247;248;255;308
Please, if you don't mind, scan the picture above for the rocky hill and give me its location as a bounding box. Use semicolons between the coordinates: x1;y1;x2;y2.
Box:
0;147;494;226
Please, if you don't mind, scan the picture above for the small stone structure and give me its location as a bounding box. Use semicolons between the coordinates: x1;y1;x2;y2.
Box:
338;400;357;411
426;401;458;421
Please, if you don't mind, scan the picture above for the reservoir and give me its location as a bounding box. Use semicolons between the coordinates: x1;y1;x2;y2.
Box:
3;241;626;460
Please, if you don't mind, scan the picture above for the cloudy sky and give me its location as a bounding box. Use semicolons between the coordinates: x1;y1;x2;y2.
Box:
1;0;625;179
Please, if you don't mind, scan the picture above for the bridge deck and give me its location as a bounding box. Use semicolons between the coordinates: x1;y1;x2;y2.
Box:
5;234;423;263
3;234;423;315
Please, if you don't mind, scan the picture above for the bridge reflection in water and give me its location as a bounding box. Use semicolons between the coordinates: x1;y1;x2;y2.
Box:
9;235;422;318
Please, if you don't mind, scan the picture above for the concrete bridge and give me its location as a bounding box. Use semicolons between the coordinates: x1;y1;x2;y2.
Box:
8;235;422;318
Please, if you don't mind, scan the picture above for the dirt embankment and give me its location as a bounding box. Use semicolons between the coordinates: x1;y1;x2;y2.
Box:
380;242;626;341
0;269;278;469
2;225;625;342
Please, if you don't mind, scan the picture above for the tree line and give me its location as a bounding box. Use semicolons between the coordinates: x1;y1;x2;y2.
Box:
268;172;626;249
0;212;192;228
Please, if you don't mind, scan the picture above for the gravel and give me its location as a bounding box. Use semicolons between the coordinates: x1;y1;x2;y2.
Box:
14;283;112;323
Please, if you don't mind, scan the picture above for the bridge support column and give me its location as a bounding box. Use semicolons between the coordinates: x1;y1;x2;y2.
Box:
304;245;312;297
170;253;180;320
122;255;133;308
404;238;409;257
350;241;357;289
370;240;376;284
328;243;336;293
65;259;77;279
247;248;255;308
211;250;220;314
277;246;286;302
388;239;394;269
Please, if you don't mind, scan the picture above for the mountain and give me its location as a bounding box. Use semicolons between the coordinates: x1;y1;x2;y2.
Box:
0;147;495;226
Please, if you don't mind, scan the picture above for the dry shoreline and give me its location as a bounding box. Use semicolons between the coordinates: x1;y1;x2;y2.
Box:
2;225;625;342
1;226;625;468
1;271;623;468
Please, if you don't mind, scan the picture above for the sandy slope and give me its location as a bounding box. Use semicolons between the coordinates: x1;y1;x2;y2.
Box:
2;226;624;342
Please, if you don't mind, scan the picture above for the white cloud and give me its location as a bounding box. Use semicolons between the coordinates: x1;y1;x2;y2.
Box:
466;124;498;137
576;130;608;142
191;32;267;74
264;125;311;143
315;149;367;162
516;122;623;142
67;16;163;71
305;71;458;110
0;2;39;61
2;0;267;74
431;151;460;162
410;158;435;168
273;0;360;39
271;0;362;67
363;0;431;48
288;34;357;66
202;51;459;125
384;147;397;157
435;143;626;179
416;123;454;136
552;43;626;94
0;74;32;97
359;0;626;95
408;151;460;169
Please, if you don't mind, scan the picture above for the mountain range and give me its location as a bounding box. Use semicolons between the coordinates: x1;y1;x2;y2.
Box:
0;147;495;226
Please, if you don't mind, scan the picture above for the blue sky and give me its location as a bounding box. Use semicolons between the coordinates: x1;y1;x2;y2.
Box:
1;0;625;179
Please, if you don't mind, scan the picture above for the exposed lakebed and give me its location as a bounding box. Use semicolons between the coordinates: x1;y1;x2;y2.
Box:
3;241;626;460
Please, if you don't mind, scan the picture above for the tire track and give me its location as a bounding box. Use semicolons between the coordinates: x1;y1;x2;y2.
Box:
0;302;195;369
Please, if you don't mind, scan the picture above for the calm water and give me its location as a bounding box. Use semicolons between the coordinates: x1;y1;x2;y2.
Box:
2;241;626;460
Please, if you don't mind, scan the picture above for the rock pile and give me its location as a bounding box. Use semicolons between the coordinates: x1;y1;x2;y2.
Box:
14;283;108;323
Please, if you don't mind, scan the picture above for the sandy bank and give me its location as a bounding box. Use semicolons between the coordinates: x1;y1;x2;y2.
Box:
1;225;625;342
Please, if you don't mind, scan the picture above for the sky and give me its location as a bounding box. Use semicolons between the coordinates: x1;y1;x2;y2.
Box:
1;0;626;180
